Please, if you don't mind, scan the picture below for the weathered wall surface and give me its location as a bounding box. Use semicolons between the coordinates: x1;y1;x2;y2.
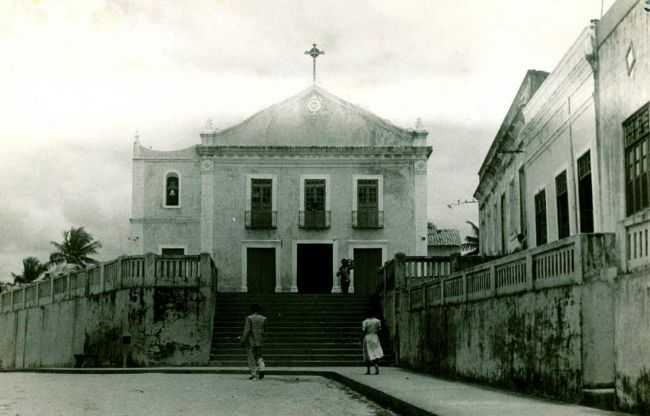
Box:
615;270;650;413
0;286;215;369
392;286;584;401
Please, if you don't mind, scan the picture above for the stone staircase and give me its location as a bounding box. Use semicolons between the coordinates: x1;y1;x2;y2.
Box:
209;293;391;367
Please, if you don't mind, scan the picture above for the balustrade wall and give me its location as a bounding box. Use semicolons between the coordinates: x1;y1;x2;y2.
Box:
377;233;618;402
0;254;214;314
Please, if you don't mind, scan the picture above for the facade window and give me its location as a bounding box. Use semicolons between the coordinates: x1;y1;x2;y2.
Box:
247;178;276;229
624;103;650;216
353;177;383;228
518;168;527;238
534;189;547;246
577;151;594;232
500;193;507;254
161;247;185;256
555;171;570;239
164;172;180;207
301;178;330;229
509;179;517;234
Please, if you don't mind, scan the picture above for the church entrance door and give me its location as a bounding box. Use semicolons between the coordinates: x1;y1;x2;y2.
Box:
297;244;333;293
247;248;276;294
353;248;382;295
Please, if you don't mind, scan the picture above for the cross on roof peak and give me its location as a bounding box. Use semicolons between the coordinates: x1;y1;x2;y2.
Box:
304;43;325;84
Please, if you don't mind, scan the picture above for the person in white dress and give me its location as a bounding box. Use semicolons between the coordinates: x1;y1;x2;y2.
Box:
361;311;384;375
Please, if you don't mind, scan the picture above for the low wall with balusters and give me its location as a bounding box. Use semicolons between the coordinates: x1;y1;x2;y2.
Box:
0;253;218;369
379;233;618;403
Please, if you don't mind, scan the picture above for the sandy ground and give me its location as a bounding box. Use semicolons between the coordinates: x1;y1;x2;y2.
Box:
0;373;396;416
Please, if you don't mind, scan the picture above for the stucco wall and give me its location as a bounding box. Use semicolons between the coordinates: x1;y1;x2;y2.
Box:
615;270;650;412
0;285;215;369
597;0;650;233
210;161;417;291
392;286;584;401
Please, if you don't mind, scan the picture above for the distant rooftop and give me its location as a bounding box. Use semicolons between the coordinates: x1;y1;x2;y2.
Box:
427;226;461;247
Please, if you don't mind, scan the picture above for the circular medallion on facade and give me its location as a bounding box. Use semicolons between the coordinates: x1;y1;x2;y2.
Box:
306;95;322;113
415;160;427;173
201;159;214;172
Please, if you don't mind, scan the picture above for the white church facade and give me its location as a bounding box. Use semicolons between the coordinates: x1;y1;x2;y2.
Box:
129;85;430;294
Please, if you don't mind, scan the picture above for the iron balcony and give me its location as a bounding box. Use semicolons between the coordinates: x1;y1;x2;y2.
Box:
245;210;277;229
299;210;331;229
352;209;384;229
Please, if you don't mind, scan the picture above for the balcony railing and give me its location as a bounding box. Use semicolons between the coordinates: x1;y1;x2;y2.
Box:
0;254;218;314
299;210;331;229
376;233;616;312
352;209;384;229
623;211;650;271
245;210;277;229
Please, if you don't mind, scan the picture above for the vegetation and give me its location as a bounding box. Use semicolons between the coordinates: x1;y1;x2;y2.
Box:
11;257;48;284
50;226;102;267
462;220;479;255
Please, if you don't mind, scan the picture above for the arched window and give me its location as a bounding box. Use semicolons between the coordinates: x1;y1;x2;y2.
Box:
165;172;180;207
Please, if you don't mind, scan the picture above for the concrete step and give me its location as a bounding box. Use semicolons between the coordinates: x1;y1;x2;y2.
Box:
581;388;615;411
208;359;362;367
214;318;361;331
210;293;389;368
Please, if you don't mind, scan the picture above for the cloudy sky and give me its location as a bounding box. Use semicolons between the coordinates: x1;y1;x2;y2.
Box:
0;0;614;281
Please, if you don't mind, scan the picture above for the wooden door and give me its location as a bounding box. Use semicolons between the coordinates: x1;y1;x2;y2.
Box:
247;248;276;293
353;248;382;295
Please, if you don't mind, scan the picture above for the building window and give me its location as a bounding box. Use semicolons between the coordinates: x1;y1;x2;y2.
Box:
247;178;276;229
301;178;330;229
164;172;180;207
556;171;570;239
535;189;547;246
500;193;507;254
509;179;517;234
161;247;185;256
518;167;527;238
577;151;594;233
624;103;650;216
353;176;384;229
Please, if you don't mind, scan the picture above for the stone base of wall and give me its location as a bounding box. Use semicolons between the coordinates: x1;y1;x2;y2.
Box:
0;286;215;369
615;270;650;413
393;286;584;401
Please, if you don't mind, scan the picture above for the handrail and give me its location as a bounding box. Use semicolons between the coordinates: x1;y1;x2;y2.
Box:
377;233;616;312
0;253;218;314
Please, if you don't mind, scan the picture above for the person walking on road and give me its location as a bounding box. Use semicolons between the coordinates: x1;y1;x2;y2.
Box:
361;309;384;375
241;304;267;380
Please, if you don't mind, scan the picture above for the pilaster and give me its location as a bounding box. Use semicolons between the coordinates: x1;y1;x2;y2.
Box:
200;158;215;254
414;159;428;255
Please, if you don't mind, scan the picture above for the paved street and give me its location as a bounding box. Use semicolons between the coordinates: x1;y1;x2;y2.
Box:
0;368;629;416
0;373;396;416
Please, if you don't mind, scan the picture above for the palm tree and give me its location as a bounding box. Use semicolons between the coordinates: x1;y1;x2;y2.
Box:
50;226;102;267
11;257;48;284
462;221;480;255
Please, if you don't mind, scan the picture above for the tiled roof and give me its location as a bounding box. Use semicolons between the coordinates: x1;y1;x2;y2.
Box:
428;228;461;247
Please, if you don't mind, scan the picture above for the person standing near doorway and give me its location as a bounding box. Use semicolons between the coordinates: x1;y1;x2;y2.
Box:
361;309;384;375
241;304;267;380
337;259;353;294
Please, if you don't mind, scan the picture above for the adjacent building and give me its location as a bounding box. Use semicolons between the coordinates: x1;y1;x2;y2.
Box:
129;85;431;295
474;0;650;409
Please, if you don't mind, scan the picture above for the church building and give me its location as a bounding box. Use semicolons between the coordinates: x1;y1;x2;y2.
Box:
129;83;430;294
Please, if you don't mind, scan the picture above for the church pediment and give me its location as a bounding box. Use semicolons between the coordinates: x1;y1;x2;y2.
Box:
200;85;426;147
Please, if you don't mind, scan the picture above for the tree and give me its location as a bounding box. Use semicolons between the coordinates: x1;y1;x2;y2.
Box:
462;221;480;255
11;257;48;284
50;226;102;267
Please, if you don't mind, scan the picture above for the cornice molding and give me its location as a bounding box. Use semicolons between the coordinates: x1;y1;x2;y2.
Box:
130;217;200;224
196;145;432;159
